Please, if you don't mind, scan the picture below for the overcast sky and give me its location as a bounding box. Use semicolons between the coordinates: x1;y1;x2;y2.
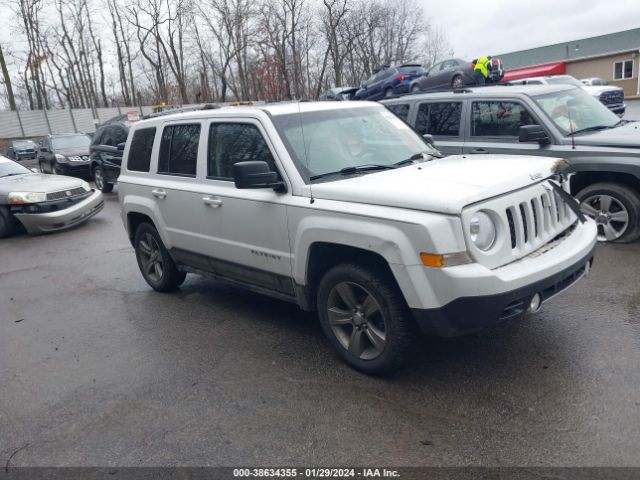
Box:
422;0;640;59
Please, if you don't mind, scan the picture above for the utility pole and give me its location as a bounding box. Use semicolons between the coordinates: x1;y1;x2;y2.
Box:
0;43;17;111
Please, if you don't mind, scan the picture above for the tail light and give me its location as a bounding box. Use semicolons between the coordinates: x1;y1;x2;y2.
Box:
396;74;406;81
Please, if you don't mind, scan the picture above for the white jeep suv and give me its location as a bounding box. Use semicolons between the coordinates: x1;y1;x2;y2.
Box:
118;102;597;374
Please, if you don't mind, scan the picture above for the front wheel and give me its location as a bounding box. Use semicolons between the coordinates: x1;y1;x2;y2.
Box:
451;75;464;88
577;182;640;243
134;223;186;291
93;165;114;193
316;263;414;375
384;88;394;98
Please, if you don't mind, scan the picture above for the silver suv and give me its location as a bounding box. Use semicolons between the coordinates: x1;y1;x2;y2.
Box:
118;102;596;374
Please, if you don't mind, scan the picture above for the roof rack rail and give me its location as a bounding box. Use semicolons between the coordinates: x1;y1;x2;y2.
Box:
380;81;514;100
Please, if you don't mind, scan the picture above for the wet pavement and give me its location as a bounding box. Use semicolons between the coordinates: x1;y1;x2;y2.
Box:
1;191;640;467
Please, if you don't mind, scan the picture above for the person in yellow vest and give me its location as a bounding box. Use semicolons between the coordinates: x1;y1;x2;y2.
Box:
472;56;492;85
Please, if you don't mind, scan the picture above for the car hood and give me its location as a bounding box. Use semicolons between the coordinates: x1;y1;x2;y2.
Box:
0;173;83;194
310;155;565;215
582;85;623;96
54;148;90;157
573;121;640;148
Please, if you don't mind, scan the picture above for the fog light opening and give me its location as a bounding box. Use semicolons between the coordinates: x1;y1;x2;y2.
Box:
528;293;542;313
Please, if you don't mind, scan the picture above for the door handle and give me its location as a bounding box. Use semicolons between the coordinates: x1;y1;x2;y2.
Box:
151;188;167;199
202;196;223;208
470;148;489;154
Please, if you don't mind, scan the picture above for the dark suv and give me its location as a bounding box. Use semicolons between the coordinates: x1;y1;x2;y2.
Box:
89;121;130;193
37;134;92;177
354;64;425;101
382;84;640;243
6;140;37;161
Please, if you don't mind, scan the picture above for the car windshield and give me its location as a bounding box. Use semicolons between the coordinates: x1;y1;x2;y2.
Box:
14;141;35;148
271;106;437;182
0;157;31;177
545;76;584;88
533;88;621;135
588;78;607;86
52;135;90;150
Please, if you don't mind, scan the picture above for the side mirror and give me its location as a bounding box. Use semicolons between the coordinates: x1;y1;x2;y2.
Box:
233;161;285;192
519;125;550;145
117;142;126;151
422;134;435;146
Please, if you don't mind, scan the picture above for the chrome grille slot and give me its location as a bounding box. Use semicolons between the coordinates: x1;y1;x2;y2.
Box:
46;187;86;201
519;203;528;243
506;208;516;248
530;199;539;238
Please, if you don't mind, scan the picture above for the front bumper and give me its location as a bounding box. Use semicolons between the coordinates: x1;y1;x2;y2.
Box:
14;190;104;234
57;161;91;176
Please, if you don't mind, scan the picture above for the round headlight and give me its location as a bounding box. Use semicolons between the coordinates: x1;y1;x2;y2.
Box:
55;153;66;161
469;211;496;251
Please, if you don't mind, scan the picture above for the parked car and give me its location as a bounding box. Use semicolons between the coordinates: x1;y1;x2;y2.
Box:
581;77;609;86
319;87;358;101
382;83;640;242
0;155;103;237
410;58;505;93
37;133;92;177
118;102;596;374
354;64;425;100
89;120;130;193
509;75;626;115
6;139;37;161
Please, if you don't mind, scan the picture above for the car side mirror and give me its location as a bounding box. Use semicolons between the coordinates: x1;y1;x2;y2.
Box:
117;142;126;151
422;134;435;146
519;125;550;145
233;161;285;192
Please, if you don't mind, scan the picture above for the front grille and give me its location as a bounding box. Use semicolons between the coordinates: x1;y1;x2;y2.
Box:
599;90;624;106
68;155;89;162
46;187;86;201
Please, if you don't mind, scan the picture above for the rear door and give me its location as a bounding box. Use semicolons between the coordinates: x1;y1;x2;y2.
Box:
103;125;128;182
462;99;552;156
413;100;465;155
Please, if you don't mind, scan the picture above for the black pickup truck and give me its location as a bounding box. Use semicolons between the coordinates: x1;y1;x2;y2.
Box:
382;84;640;243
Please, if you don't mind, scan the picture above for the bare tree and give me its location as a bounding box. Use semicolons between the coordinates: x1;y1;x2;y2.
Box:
0;43;17;111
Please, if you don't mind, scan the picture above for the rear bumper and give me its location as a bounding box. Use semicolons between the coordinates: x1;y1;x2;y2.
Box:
412;250;594;337
14;190;104;234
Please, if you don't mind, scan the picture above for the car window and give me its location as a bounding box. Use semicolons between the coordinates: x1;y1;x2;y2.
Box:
101;128;115;146
158;124;200;176
127;127;156;172
441;60;456;71
471;101;538;137
92;127;105;146
207;123;277;180
112;126;128;145
526;80;543;85
386;104;410;122
415;102;462;136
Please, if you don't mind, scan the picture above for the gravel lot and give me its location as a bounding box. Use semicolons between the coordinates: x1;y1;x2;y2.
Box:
1;186;640;467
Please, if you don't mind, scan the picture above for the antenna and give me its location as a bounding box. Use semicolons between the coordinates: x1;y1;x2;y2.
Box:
566;105;576;150
296;100;314;204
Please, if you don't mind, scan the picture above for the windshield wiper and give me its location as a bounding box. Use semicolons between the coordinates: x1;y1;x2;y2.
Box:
310;164;396;180
567;125;612;136
394;151;440;167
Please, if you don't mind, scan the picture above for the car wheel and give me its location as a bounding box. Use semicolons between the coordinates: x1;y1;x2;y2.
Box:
134;222;186;292
93;166;114;193
50;162;58;175
577;182;640;243
410;84;419;93
0;207;16;238
451;75;464;88
38;160;46;173
384;88;394;98
317;263;414;375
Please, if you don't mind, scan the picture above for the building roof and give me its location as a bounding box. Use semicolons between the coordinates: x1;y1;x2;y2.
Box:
498;28;640;69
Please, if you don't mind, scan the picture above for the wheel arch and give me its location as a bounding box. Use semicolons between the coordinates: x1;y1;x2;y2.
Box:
570;170;640;196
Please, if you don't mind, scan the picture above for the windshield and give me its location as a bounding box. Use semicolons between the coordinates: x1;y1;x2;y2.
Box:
52;135;90;150
271;106;437;181
13;141;35;149
0;157;31;177
533;88;620;135
546;76;584;88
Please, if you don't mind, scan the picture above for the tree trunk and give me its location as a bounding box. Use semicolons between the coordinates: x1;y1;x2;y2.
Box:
0;44;17;111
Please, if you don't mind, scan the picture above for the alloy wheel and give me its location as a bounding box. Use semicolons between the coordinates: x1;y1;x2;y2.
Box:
94;168;104;190
452;76;464;88
580;194;629;241
326;281;387;360
138;232;164;283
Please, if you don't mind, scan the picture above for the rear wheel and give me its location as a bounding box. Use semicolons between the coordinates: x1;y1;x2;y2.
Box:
451;75;464;88
576;182;640;243
410;84;419;93
134;222;186;291
38;160;46;173
317;263;414;375
93;165;114;193
384;87;394;98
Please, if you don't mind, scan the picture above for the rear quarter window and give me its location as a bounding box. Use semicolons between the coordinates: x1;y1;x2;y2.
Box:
127;127;156;172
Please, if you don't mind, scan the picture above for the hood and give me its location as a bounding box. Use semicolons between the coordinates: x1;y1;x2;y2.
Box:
0;173;84;194
582;85;623;96
310;155;564;215
54;147;90;157
573;121;640;148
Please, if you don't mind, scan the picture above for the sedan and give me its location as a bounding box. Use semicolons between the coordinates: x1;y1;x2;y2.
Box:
0;155;104;237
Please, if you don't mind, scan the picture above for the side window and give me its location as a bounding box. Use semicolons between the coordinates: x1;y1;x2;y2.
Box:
101;127;115;146
208;123;277;180
158;124;200;176
91;127;104;146
386;104;410;122
127;127;156;172
113;126;128;145
471;101;537;137
415;102;462;136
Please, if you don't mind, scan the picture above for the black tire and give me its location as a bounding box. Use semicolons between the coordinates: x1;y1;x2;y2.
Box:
384;87;393;98
0;207;16;238
38;160;46;173
93;165;114;193
576;182;640;243
316;263;414;375
451;75;464;88
134;222;186;291
410;84;419;93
